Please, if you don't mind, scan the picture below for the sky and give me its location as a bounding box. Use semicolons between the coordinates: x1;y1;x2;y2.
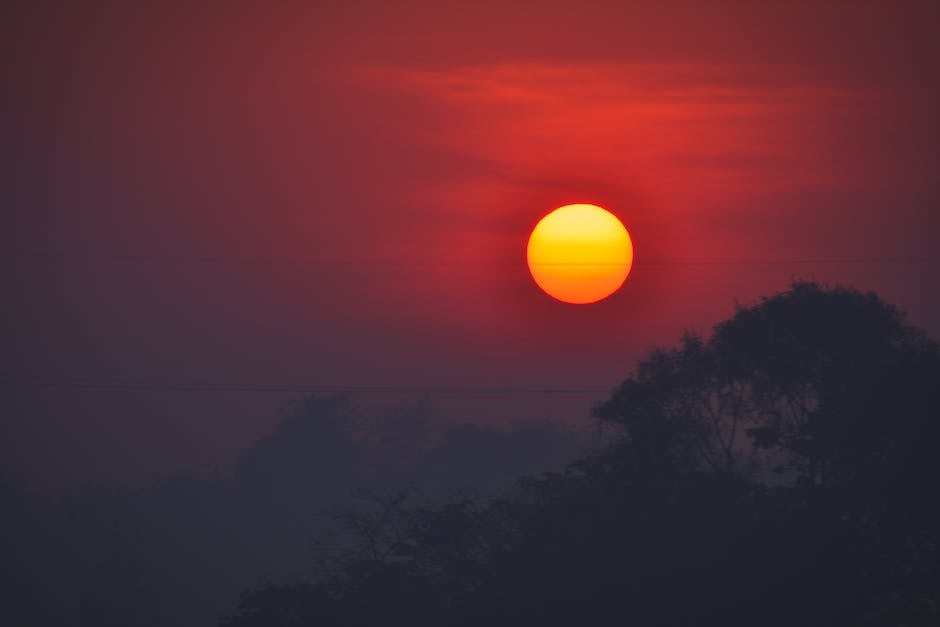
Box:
3;0;939;488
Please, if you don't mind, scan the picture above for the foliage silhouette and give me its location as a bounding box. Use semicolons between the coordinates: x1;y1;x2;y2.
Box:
223;281;940;626
1;398;588;626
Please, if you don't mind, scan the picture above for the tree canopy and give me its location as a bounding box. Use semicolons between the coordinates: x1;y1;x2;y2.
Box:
222;282;940;627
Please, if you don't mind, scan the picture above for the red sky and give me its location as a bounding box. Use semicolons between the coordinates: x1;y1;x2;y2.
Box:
3;0;939;486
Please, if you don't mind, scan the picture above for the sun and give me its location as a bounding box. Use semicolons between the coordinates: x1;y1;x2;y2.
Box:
526;203;634;304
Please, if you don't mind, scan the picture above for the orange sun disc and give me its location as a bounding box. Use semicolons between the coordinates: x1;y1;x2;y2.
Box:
526;203;634;304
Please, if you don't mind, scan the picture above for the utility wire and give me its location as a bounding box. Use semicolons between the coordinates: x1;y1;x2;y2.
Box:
0;374;611;395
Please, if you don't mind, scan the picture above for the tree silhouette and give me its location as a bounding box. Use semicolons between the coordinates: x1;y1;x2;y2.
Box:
223;281;940;626
2;392;590;625
596;280;940;487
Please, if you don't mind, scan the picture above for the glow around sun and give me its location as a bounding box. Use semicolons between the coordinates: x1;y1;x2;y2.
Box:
526;203;634;304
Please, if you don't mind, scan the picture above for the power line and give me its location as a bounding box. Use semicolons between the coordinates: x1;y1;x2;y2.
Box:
0;375;611;396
